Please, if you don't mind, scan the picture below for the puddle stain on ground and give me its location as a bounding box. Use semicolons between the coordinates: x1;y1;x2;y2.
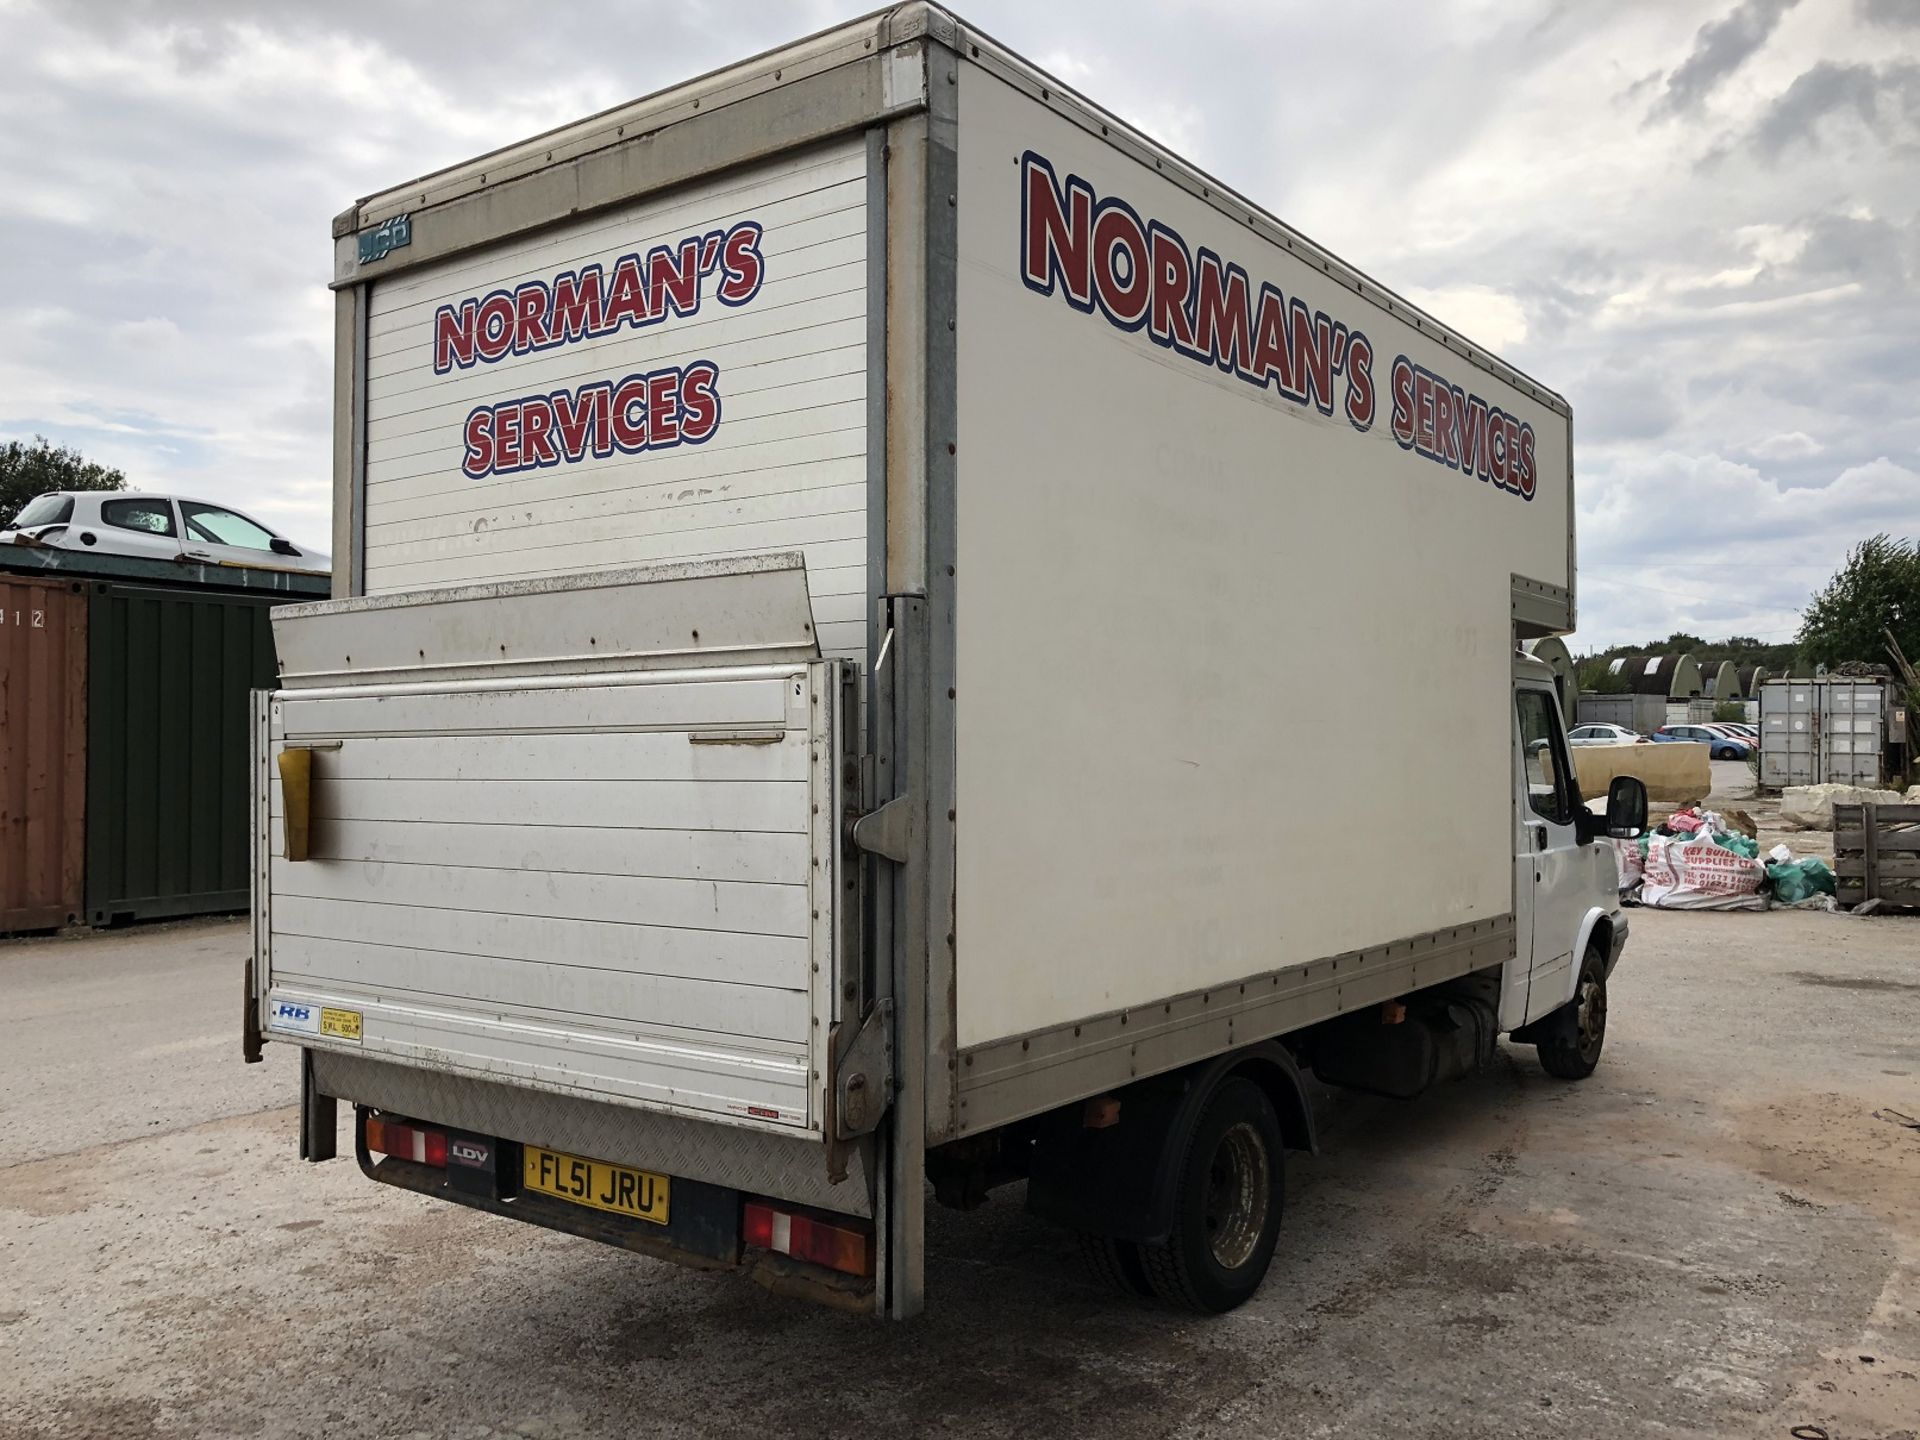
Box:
1788;971;1920;995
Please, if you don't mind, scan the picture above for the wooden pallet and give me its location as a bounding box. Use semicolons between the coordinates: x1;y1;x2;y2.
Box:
1835;802;1920;908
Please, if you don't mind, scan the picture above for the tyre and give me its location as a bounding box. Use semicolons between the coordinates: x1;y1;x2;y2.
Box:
1538;947;1608;1080
1136;1077;1283;1313
1078;1230;1154;1298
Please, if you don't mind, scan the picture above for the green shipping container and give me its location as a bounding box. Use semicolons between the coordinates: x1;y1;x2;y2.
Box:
85;582;281;924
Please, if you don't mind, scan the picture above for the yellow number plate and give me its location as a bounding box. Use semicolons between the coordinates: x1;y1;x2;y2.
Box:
522;1146;670;1225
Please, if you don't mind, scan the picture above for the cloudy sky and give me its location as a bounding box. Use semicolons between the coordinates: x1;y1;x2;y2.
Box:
2;0;1916;650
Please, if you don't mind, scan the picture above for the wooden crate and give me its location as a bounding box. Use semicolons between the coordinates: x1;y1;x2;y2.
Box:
1835;802;1920;908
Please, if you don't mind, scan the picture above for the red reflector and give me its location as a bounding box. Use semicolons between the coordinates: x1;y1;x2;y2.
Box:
366;1116;448;1168
743;1202;774;1249
741;1200;872;1277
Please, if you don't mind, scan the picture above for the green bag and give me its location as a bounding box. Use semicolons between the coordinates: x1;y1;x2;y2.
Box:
1766;857;1836;904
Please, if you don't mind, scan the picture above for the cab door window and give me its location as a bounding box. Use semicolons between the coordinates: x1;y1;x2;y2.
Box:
1517;688;1578;826
181;502;277;551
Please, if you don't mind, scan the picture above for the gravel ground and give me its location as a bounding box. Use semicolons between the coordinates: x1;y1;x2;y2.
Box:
3;906;1917;1440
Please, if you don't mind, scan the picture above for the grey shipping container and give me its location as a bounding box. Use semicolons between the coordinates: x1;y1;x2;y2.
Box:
1759;677;1888;789
1;575;88;931
85;581;282;924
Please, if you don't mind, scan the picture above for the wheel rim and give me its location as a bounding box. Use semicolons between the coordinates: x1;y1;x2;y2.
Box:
1575;973;1607;1062
1203;1121;1270;1270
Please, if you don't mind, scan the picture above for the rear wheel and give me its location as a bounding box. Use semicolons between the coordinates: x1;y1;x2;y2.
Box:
1137;1077;1283;1312
1538;948;1608;1080
1078;1231;1154;1298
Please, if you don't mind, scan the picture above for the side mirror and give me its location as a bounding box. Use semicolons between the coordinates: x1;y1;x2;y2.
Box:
271;537;301;557
1606;775;1649;839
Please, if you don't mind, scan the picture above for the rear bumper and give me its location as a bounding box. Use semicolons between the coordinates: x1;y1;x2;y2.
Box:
352;1106;878;1312
308;1048;874;1220
354;1106;743;1267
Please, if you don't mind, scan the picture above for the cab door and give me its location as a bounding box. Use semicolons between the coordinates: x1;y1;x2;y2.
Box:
1513;683;1587;1024
178;500;298;570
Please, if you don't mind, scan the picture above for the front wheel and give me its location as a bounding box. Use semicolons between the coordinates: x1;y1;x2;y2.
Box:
1136;1077;1283;1312
1538;948;1608;1080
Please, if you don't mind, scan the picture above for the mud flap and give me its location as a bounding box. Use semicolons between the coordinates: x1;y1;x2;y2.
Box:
300;1049;337;1162
1510;999;1579;1048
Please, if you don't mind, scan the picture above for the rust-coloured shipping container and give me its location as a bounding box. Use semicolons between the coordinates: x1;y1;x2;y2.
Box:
1;575;87;931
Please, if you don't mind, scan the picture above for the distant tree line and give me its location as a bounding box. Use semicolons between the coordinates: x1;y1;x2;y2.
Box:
1;435;126;523
1574;535;1920;690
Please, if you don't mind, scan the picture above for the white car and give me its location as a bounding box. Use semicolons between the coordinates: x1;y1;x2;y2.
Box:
1567;722;1646;746
1;491;330;577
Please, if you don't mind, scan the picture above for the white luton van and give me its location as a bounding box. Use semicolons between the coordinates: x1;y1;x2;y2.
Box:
248;4;1645;1318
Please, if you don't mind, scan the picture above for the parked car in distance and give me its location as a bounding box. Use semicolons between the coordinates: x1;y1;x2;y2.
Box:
1567;723;1647;746
1;491;329;577
1653;724;1753;760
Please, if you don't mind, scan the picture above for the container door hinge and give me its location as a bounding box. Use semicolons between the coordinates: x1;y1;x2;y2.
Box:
851;796;913;863
834;998;895;1139
824;998;895;1183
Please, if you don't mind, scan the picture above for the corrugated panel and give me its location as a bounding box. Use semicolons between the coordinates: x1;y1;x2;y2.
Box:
1609;653;1704;697
0;577;87;931
1574;691;1665;735
1822;679;1886;788
358;136;869;665
1760;679;1804;788
85;582;278;923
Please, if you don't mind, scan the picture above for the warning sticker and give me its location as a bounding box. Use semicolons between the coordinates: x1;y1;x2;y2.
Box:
319;1008;363;1042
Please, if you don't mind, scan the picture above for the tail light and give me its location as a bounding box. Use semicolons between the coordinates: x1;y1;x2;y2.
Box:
366;1116;447;1167
742;1201;872;1277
